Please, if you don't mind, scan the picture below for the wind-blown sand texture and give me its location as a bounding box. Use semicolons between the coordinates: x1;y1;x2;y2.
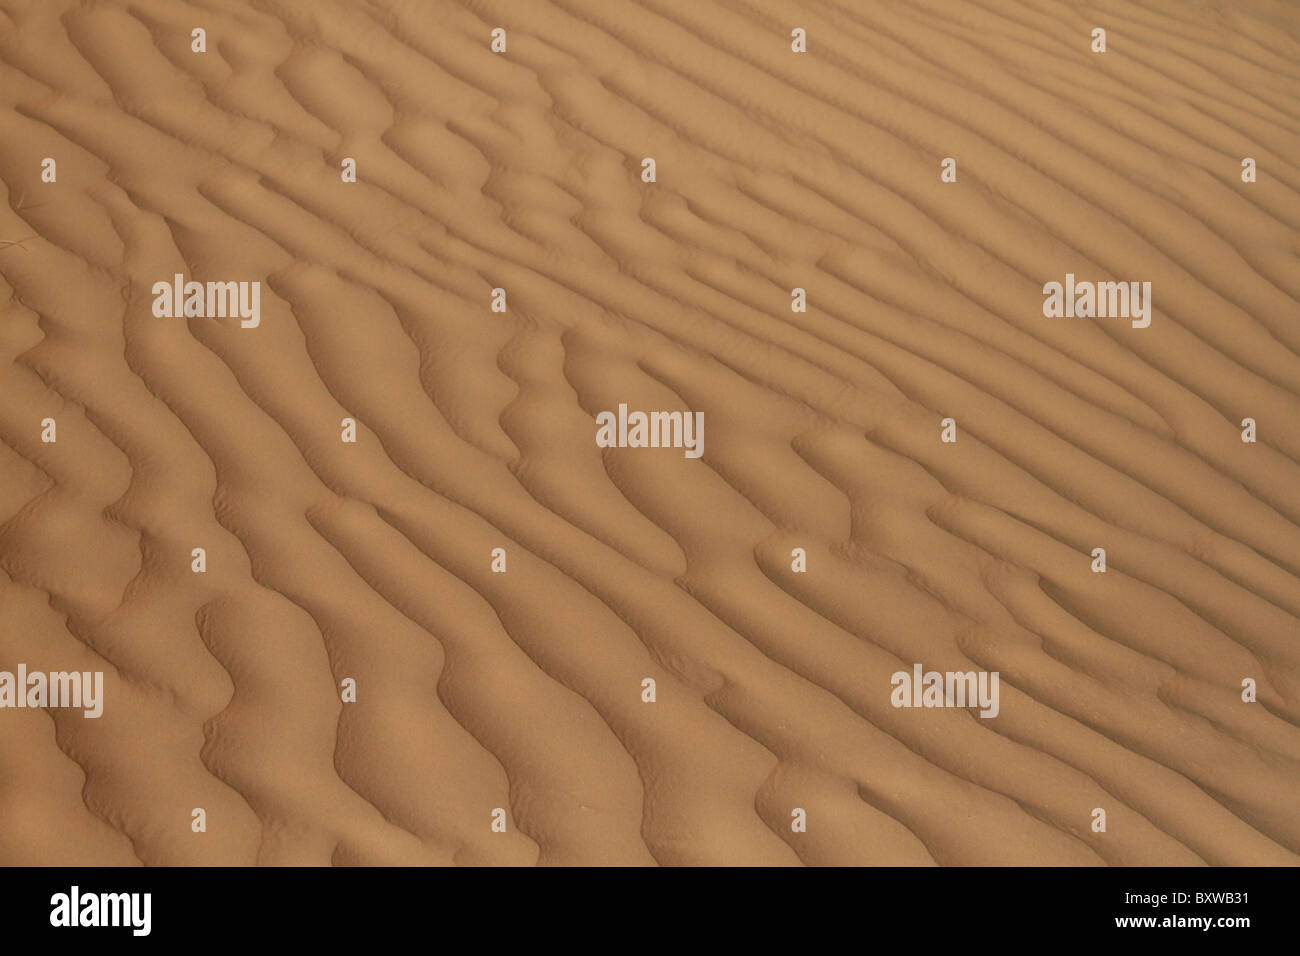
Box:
1;0;1298;866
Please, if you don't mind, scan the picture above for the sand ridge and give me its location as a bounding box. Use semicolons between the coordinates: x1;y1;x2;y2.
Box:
0;0;1298;866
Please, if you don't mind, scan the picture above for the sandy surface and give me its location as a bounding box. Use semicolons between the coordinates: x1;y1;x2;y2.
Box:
0;0;1298;866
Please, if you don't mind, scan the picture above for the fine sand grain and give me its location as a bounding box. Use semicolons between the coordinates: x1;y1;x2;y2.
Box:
0;0;1298;865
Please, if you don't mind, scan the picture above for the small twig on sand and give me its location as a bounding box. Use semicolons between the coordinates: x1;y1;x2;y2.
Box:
0;236;37;252
13;191;47;213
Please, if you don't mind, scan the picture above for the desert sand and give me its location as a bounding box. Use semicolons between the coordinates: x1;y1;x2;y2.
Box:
0;0;1298;866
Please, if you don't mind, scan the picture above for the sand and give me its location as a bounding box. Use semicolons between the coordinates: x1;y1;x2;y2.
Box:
0;0;1297;866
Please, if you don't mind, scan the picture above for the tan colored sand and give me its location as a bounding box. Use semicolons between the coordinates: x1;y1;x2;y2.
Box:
0;0;1297;865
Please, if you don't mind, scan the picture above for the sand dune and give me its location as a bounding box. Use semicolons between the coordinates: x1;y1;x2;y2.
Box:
0;0;1297;865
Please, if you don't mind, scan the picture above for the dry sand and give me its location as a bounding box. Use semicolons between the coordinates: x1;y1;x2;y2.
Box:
0;0;1298;866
